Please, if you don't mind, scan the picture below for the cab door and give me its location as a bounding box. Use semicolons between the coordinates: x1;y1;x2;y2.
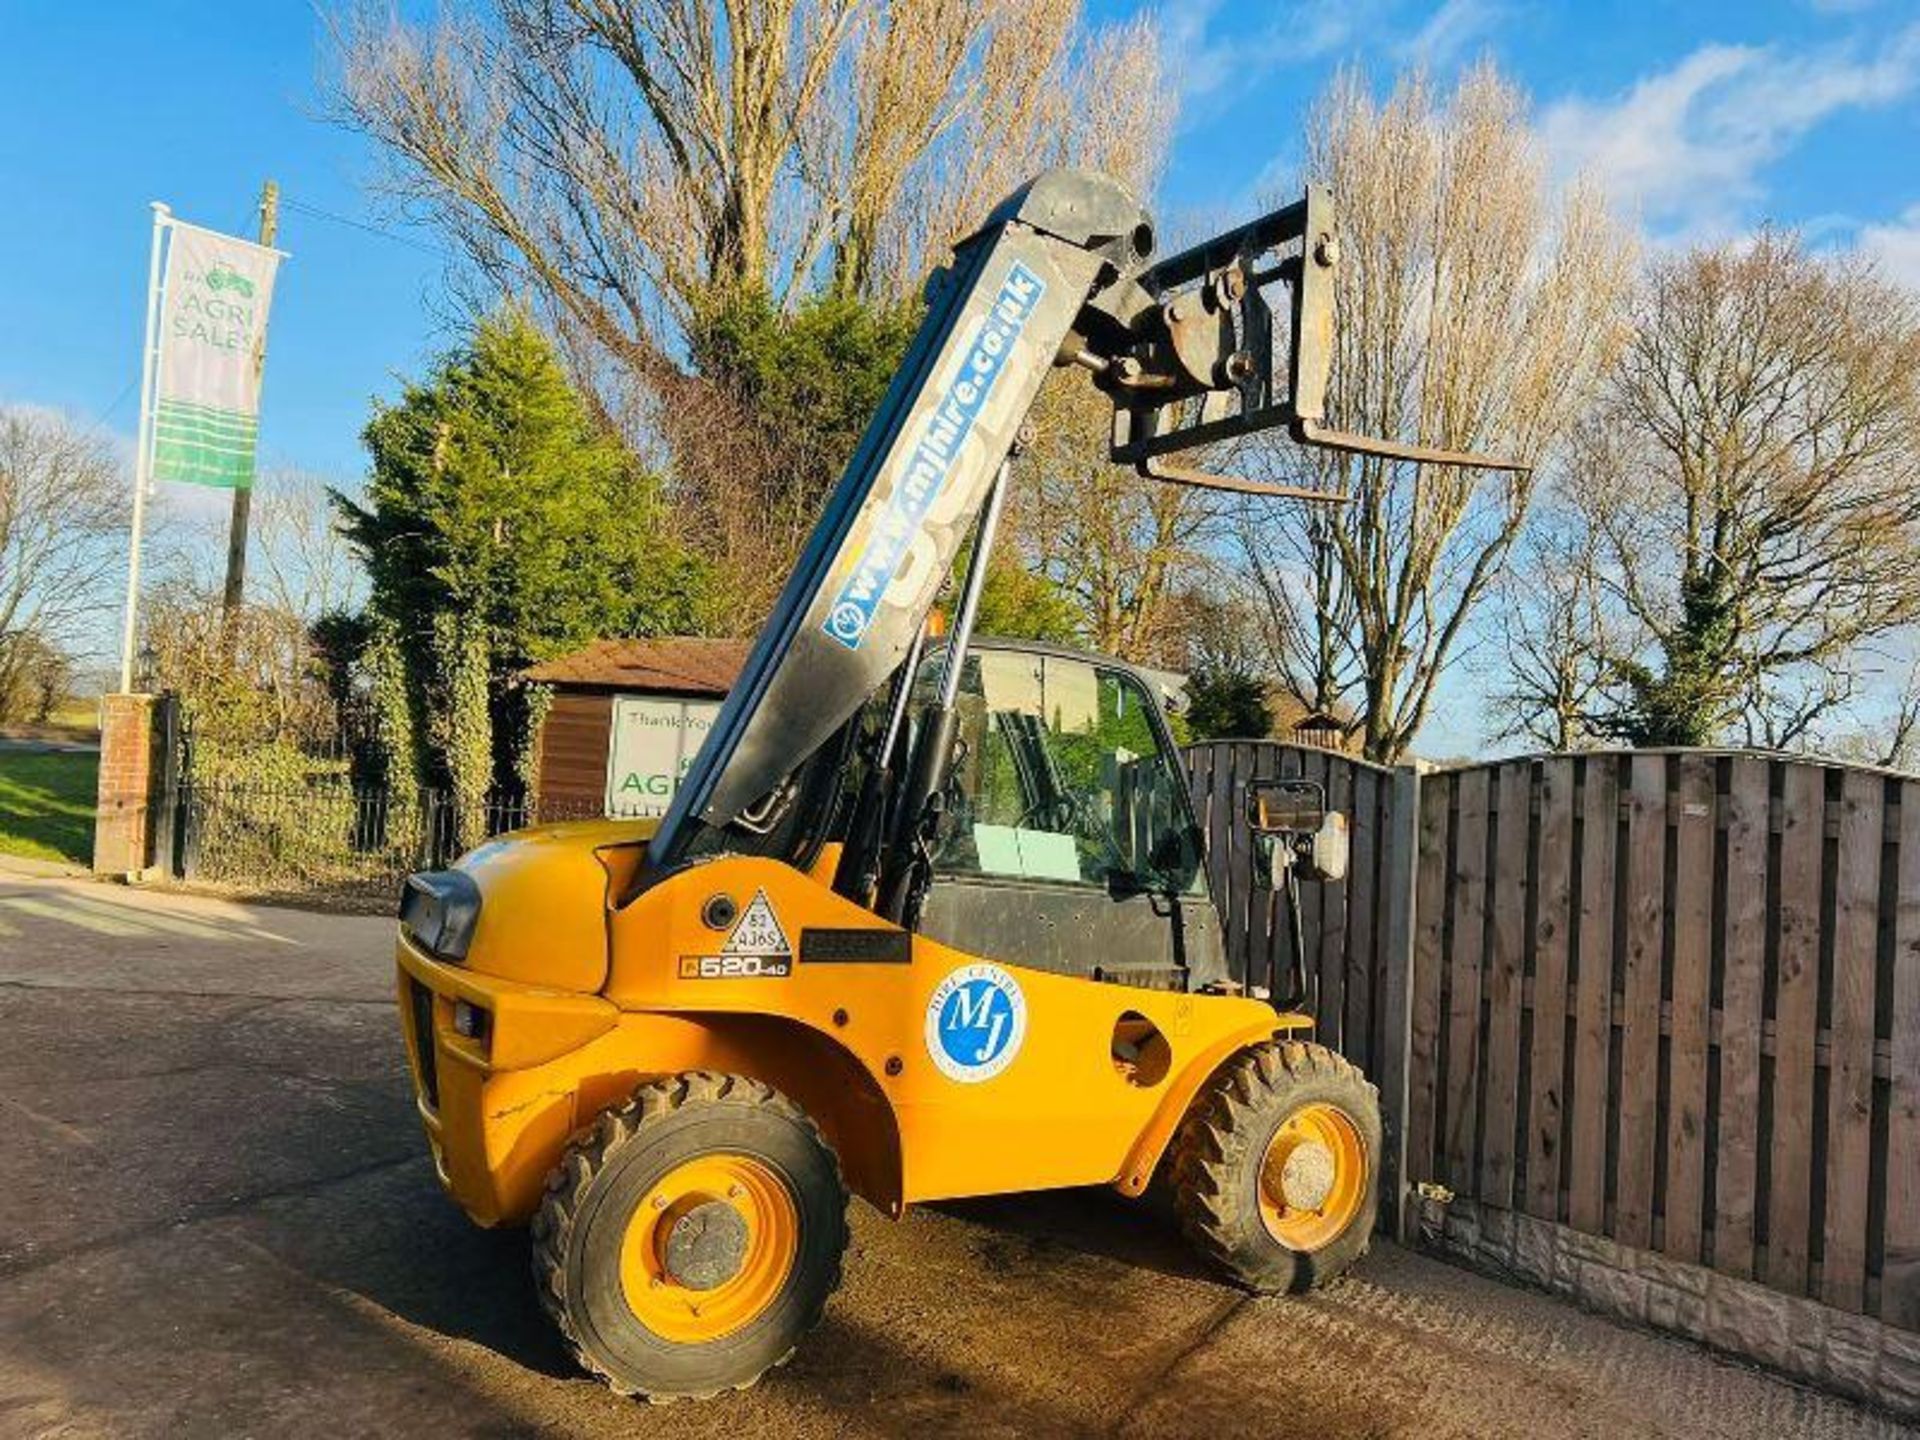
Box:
915;649;1229;991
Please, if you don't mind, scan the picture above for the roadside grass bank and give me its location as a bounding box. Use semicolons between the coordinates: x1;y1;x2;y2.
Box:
0;750;98;864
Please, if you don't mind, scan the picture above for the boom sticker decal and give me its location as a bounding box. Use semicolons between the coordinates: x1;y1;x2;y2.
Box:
822;261;1049;652
924;962;1028;1083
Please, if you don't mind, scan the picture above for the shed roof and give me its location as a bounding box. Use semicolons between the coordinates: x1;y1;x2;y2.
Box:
522;637;751;697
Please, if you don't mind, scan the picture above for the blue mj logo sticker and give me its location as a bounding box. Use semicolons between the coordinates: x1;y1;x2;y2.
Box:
822;261;1049;651
924;962;1028;1083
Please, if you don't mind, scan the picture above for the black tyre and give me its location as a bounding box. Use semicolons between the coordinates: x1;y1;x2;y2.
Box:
1169;1040;1380;1294
532;1071;849;1400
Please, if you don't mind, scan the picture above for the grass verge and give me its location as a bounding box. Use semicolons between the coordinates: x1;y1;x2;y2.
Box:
0;750;98;865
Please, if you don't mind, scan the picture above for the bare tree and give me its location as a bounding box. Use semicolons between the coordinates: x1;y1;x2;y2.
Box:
1246;65;1632;761
1016;374;1220;665
819;2;1170;299
333;0;851;381
1487;497;1616;750
131;471;366;745
1566;233;1920;747
331;0;1166;355
1841;662;1920;771
249;471;368;622
331;0;1170;630
0;409;126;718
158;469;366;624
1232;499;1360;725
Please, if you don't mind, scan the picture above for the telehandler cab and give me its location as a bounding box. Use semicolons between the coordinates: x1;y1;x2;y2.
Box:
394;169;1516;1399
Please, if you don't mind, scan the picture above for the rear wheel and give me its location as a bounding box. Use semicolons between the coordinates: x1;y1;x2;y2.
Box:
1169;1041;1379;1294
532;1071;849;1400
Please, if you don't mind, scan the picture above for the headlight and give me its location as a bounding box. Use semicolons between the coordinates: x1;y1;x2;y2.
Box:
399;869;482;962
451;998;490;1042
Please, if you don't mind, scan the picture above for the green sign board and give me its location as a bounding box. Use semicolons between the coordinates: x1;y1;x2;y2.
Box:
152;221;281;490
605;697;720;818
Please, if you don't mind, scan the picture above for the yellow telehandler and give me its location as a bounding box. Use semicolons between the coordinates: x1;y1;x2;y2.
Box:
394;169;1514;1398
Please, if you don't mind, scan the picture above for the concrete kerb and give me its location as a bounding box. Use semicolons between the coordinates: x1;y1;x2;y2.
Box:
0;852;91;881
1421;1195;1920;1423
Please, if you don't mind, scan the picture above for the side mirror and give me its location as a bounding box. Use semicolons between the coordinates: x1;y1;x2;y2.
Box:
1303;811;1349;883
1247;778;1326;835
1247;778;1349;885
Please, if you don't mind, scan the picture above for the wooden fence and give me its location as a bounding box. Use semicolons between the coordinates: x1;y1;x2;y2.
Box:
1408;751;1919;1330
1186;742;1920;1337
1183;741;1410;1072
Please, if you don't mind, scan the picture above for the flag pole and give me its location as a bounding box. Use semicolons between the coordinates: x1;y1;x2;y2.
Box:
118;201;170;694
221;178;277;622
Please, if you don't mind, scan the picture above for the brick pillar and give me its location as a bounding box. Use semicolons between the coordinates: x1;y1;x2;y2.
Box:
93;693;159;876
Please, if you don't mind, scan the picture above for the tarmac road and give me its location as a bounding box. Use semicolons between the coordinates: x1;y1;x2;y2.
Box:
0;868;1905;1439
0;736;99;755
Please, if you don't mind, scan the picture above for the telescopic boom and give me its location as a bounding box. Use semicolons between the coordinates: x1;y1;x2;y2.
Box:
650;168;1520;873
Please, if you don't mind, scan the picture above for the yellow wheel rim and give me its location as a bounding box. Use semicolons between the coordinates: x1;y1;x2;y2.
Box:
1257;1102;1367;1252
618;1153;798;1344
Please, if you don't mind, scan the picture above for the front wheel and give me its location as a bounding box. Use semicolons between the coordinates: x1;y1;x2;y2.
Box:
1169;1041;1380;1294
531;1071;849;1400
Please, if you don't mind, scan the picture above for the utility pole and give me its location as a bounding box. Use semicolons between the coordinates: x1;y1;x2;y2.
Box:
221;178;277;619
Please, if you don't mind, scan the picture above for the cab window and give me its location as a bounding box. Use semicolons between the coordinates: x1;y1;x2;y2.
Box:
930;650;1203;894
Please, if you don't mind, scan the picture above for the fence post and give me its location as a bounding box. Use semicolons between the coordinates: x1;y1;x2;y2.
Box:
419;790;441;870
150;694;183;879
1376;763;1421;1240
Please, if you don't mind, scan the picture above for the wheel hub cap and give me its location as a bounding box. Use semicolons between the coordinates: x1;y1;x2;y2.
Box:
618;1152;800;1344
1279;1140;1336;1211
661;1200;749;1291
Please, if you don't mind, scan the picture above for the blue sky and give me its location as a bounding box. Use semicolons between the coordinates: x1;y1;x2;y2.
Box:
4;1;1915;481
3;1;1917;746
1138;0;1920;260
0;4;445;483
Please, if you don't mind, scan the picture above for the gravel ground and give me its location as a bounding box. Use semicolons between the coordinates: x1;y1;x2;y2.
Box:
0;869;1906;1439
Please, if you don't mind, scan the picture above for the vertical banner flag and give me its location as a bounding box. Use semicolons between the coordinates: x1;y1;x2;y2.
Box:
151;221;282;489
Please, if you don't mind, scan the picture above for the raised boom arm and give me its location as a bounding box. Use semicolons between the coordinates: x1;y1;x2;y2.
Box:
651;171;1150;868
649;169;1521;873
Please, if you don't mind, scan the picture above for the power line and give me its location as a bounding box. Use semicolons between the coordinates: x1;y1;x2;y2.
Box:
80;374;141;443
280;193;547;292
279;195;458;262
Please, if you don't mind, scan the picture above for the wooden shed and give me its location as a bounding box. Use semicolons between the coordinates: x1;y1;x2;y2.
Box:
523;637;750;818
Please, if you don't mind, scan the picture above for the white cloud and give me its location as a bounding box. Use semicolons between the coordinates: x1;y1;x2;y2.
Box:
1164;0;1387;119
1400;0;1505;69
1161;0;1232;104
1539;24;1920;239
1859;203;1920;289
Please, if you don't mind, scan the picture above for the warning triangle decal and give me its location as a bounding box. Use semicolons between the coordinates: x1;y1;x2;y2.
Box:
721;889;792;957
